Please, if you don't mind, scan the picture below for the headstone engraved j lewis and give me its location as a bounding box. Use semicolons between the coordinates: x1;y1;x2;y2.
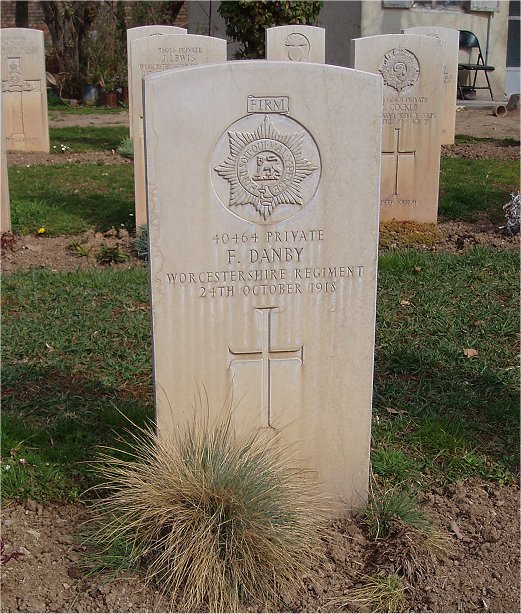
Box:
353;34;444;223
266;25;325;63
130;33;227;229
127;25;187;138
1;28;49;152
143;61;382;513
403;26;458;145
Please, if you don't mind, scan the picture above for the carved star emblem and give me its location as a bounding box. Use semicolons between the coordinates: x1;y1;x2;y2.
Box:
215;115;318;220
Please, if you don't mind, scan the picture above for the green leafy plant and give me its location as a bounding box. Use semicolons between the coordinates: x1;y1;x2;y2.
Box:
1;232;17;251
116;137;134;160
218;1;322;59
88;413;326;611
68;239;92;257
133;225;148;261
96;243;128;265
500;191;520;236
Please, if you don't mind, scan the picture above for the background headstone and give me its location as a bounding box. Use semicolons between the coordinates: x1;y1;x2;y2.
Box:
266;25;325;63
144;61;382;513
403;26;458;145
131;34;227;229
1;109;10;233
353;34;444;224
1;28;49;153
127;25;187;137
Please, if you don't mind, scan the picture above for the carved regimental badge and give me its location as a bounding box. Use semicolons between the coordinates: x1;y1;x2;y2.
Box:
213;115;320;224
379;48;420;92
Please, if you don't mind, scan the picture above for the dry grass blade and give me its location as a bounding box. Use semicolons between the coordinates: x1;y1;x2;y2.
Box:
372;521;451;583
349;573;406;613
87;412;327;612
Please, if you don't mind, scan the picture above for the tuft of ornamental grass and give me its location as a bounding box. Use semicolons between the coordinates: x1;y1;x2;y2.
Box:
371;519;450;583
88;412;326;612
349;573;406;613
116;136;134;159
365;484;432;540
364;482;450;583
133;224;149;261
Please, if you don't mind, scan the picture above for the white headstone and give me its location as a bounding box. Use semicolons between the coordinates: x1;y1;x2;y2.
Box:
353;34;444;224
1;28;49;152
131;34;227;229
403;26;458;145
266;25;325;63
1;111;10;233
144;61;382;513
127;26;187;137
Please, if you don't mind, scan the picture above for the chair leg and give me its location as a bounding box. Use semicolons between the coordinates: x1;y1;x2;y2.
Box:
484;70;494;100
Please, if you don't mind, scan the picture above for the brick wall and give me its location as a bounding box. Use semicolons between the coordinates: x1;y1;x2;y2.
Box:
0;1;47;30
175;2;189;29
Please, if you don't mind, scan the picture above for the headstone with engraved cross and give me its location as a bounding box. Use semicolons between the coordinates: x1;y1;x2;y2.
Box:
353;34;444;224
143;61;382;513
266;25;325;63
1;28;49;152
403;26;459;145
130;33;227;229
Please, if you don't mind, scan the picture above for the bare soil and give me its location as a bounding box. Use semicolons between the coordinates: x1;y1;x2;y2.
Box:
1;480;518;613
1;108;519;614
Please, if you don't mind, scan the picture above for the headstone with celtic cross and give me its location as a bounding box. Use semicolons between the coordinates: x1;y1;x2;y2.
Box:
130;33;227;229
353;34;444;223
127;26;187;138
266;26;325;63
143;61;382;513
1;28;49;152
403;27;459;145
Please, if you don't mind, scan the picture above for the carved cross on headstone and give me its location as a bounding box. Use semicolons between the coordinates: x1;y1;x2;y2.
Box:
228;306;304;428
2;57;40;136
382;128;416;196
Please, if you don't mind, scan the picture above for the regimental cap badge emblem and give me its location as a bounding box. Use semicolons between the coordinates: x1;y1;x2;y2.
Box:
379;48;420;92
213;114;320;224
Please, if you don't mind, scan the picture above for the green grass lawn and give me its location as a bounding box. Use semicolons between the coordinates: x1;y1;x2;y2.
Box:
5;125;518;236
439;158;519;221
2;127;519;503
1;249;518;503
50;126;129;153
8;164;134;235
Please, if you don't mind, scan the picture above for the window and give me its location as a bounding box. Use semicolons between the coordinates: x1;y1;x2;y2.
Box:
412;1;466;10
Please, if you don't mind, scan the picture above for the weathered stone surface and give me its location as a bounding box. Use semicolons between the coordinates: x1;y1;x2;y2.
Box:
131;34;226;228
266;25;325;63
403;26;458;145
126;25;187;138
353;34;444;223
1;28;49;152
144;61;382;513
1;112;10;232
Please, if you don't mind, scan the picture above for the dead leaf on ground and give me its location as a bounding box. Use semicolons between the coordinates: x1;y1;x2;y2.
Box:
450;520;464;539
386;407;407;416
463;348;479;359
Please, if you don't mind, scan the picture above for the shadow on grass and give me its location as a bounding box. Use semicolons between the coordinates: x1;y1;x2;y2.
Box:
439;158;519;222
1;365;154;501
372;348;519;481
